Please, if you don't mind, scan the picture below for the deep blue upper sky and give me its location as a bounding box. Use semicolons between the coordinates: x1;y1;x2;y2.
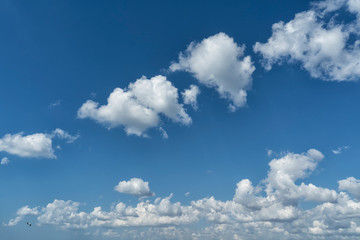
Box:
1;0;360;239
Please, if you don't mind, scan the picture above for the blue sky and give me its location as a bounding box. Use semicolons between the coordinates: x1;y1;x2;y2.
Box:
1;0;360;239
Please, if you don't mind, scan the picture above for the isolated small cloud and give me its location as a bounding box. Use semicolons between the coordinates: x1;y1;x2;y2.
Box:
332;145;349;154
114;178;154;197
158;127;168;139
170;32;255;110
0;129;78;159
1;157;9;165
266;149;274;157
49;99;61;109
51;128;79;143
78;75;191;137
182;85;200;110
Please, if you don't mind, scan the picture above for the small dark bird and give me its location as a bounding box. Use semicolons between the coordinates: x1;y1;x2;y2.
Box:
26;222;31;227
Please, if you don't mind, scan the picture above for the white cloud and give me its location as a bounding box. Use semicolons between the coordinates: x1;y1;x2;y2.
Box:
332;145;349;154
0;129;78;159
7;149;360;239
51;128;79;143
170;32;255;110
6;206;39;226
312;0;347;13
78;75;191;137
1;157;9;165
37;200;89;229
114;178;155;197
182;85;200;110
254;0;360;81
339;177;360;200
348;0;360;15
0;132;55;158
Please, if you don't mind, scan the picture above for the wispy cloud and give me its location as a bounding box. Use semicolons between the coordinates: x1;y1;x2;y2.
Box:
332;145;349;154
48;99;62;109
1;157;9;165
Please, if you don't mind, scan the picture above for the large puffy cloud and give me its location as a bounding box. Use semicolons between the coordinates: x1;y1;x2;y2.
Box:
114;178;155;197
78;75;191;137
254;0;360;81
170;33;255;110
7;149;360;239
0;129;78;159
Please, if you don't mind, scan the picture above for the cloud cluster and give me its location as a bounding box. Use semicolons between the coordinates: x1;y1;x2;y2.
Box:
254;0;360;81
0;129;78;159
7;149;360;239
114;178;155;197
170;32;255;110
78;75;191;137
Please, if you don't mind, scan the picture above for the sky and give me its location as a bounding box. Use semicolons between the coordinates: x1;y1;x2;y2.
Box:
1;0;360;239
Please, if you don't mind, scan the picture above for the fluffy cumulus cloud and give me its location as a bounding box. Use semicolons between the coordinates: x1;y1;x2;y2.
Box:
182;85;200;110
254;0;360;81
114;178;154;197
0;129;78;159
339;177;360;200
170;32;255;110
7;149;360;239
78;75;191;137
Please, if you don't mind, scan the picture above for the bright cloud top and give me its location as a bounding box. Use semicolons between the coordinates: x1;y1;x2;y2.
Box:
7;149;360;239
78;75;191;137
339;177;360;200
0;129;78;159
114;178;154;197
254;0;360;81
170;32;255;111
